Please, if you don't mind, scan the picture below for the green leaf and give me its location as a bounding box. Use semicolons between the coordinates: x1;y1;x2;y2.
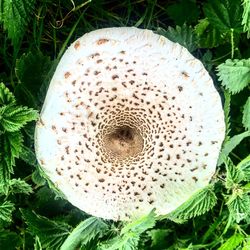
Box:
34;236;43;250
242;97;250;131
0;104;38;132
226;189;250;223
1;0;36;49
224;157;241;189
166;0;200;25
223;90;231;141
0;200;15;222
218;131;250;166
157;24;198;52
217;59;250;94
236;154;250;182
203;0;243;33
19;145;37;167
195;18;227;48
147;229;172;249
15;51;53;108
61;217;109;250
218;233;244;250
31;169;46;186
242;0;250;38
0;83;15;106
166;185;217;221
8;178;33;194
0;131;23;184
0;230;21;250
100;210;156;250
21;209;72;250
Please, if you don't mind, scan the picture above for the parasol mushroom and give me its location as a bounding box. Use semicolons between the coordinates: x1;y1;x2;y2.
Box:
35;27;225;221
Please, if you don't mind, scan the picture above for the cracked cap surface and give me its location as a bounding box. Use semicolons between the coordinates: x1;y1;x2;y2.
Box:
35;27;225;221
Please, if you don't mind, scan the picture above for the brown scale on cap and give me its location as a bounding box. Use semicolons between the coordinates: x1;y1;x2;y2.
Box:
35;27;225;221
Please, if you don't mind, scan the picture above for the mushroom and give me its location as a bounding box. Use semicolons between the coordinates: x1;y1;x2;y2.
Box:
35;27;225;221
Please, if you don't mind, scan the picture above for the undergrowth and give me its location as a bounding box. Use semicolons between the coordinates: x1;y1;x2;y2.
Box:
0;0;249;249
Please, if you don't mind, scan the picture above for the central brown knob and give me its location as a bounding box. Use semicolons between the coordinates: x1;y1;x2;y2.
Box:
104;126;144;159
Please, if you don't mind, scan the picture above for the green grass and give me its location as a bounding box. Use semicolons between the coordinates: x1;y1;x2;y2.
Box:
0;0;250;249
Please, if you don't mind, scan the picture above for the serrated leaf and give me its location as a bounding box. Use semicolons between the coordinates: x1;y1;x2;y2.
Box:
236;154;250;182
21;209;72;250
195;18;226;48
100;210;156;250
61;217;109;250
218;233;244;250
242;97;250;131
217;59;250;94
2;0;36;49
147;229;172;249
0;178;32;195
0;200;15;222
19;145;37;167
166;0;200;25
218;131;250;166
0;83;15;106
166;185;217;221
224;157;241;189
0;104;38;132
121;210;156;235
8;178;33;194
157;24;198;52
203;0;243;33
0;230;21;250
0;131;23;185
15;51;53;108
242;0;250;38
226;190;250;223
32;169;46;186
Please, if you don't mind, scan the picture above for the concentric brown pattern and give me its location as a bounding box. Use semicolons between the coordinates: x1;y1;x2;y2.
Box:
35;27;225;221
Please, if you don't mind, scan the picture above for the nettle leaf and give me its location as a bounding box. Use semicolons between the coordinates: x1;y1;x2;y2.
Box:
100;210;156;250
217;59;250;94
218;233;244;250
0;230;21;250
0;200;15;222
15;51;53;108
226;189;250;223
0;131;23;184
242;97;250;131
203;0;243;33
0;83;15;106
1;0;36;48
195;18;226;48
19;145;37;167
147;229;172;249
8;178;33;194
218;131;250;166
0;178;32;195
157;24;198;52
242;0;250;38
236;154;250;182
21;209;72;250
166;185;217;221
0;104;38;132
61;217;109;250
166;0;200;25
224;157;241;189
31;169;46;186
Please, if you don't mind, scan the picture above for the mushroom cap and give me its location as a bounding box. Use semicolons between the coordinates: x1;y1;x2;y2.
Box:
35;27;225;221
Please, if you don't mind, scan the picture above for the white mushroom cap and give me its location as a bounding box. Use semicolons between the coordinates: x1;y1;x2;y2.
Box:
35;27;225;221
